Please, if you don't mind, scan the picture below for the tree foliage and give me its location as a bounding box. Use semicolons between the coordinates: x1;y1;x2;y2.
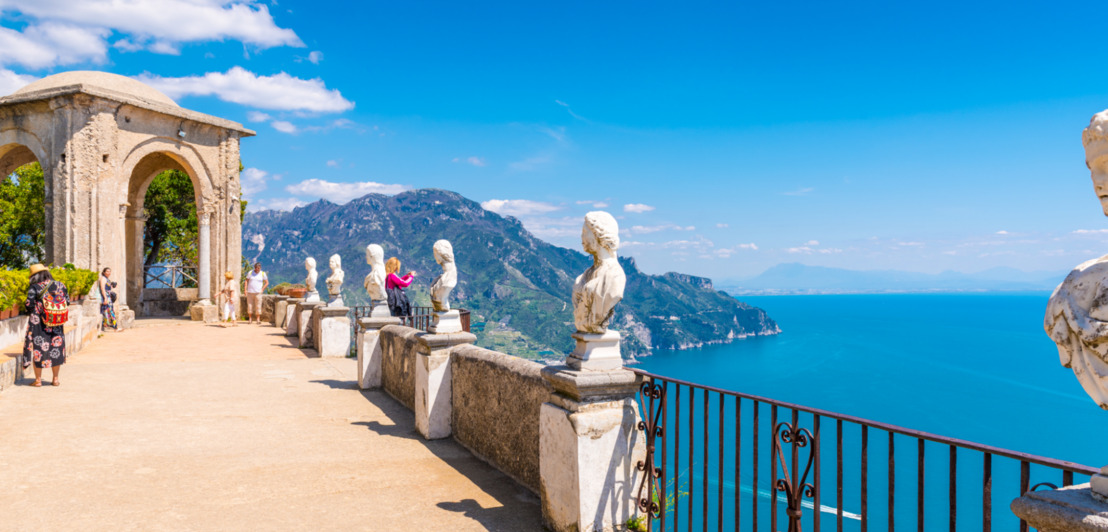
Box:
143;169;198;267
0;162;46;268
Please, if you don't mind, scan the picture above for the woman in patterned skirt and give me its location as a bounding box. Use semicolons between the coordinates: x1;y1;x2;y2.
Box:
98;267;122;332
23;264;69;387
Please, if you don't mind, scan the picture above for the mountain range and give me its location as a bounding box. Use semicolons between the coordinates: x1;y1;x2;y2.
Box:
242;189;779;360
720;263;1067;295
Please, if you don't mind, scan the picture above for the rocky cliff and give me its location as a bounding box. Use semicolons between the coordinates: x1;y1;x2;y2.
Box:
243;189;778;360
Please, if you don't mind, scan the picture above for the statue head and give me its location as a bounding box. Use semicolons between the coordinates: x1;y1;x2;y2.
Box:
365;244;384;266
433;239;454;265
305;256;316;270
329;253;342;271
582;211;620;256
1084;110;1108;216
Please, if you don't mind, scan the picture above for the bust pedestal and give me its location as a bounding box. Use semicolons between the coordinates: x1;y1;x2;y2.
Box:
539;364;645;532
1011;484;1108;531
414;331;476;439
357;316;401;389
369;300;391;318
284;298;304;337
313;306;351;358
296;301;323;349
567;330;622;371
429;309;462;334
272;295;290;328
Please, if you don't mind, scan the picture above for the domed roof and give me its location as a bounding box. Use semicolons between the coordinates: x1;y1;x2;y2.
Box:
12;71;177;107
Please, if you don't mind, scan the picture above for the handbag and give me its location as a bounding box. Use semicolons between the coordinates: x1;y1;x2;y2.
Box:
386;286;412;317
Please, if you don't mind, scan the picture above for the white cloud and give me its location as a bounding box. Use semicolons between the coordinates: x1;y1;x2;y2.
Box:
996;230;1009;235
0;68;37;96
783;187;815;196
0;23;109;69
247;197;308;212
508;154;553;172
3;0;302;52
326;160;340;168
137;67;354;112
270;120;297;134
554;99;590;122
1073;229;1108;235
626;224;695;235
240;167;269;196
624;203;655;213
805;240;819;246
246;111;271;123
787;246;814;254
714;243;758;258
285;178;409;204
452;156;486;167
539;126;567;143
307;51;323;64
481;199;562;218
716;223;729;228
575;200;609;209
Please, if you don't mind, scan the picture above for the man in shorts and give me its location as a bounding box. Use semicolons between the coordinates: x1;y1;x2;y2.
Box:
243;262;269;324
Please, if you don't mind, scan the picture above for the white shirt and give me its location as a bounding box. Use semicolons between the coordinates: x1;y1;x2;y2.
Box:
246;270;268;293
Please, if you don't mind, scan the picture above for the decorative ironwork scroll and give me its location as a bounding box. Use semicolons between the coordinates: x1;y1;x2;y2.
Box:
773;421;817;532
635;379;665;530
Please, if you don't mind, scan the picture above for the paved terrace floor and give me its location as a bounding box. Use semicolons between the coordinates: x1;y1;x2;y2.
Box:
0;318;542;531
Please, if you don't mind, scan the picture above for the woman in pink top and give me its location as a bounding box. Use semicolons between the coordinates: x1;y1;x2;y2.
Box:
385;257;416;316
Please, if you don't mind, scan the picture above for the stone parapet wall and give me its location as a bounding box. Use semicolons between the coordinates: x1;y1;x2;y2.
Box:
1;298;102;393
239;294;278;322
451;344;549;494
379;325;421;410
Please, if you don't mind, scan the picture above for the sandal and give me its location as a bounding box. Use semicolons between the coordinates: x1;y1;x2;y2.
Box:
31;380;41;387
51;379;59;387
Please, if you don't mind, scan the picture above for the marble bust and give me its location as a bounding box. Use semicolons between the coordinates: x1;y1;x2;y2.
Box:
1045;109;1108;409
304;257;319;302
430;239;457;312
363;244;386;301
326;254;344;304
572;211;626;334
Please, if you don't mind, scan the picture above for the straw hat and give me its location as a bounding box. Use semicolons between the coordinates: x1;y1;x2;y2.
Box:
29;264;47;275
224;271;234;280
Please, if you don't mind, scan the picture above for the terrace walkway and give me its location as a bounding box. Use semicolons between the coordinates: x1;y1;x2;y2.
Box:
0;318;542;531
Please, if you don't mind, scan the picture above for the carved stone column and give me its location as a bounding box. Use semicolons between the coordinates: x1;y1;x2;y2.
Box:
197;210;211;303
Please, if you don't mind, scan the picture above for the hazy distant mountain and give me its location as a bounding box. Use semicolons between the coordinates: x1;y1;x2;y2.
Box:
243;189;779;360
719;263;1067;295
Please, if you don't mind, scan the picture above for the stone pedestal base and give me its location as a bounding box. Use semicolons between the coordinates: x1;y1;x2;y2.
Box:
429;309;462;334
567;330;622;371
414;332;476;439
296;301;323;349
273;295;290;328
189;302;218;323
358;316;400;389
118;307;136;329
305;290;320;303
539;365;644;532
313;306;351;358
284;298;304;337
369;301;391;318
1011;484;1108;531
327;295;343;308
1093;468;1108;502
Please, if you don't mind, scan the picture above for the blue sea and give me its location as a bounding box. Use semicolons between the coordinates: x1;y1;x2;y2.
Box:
634;293;1107;530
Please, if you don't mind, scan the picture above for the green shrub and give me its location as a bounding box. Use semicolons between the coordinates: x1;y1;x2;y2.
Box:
0;269;29;312
51;267;97;299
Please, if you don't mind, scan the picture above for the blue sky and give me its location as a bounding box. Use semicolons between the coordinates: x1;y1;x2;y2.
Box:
3;0;1108;280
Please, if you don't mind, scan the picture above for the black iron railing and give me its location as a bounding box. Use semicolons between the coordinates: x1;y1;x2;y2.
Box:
629;368;1097;532
351;305;471;334
143;264;197;288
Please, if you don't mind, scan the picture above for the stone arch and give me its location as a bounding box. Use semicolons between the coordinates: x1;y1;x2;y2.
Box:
120;137;213;216
0;128;48;176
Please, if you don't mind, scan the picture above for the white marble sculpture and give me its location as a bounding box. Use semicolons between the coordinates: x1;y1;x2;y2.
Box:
304;257;320;302
326;254;344;307
573;211;626;334
1047;110;1108;410
363;243;390;317
430;239;457;312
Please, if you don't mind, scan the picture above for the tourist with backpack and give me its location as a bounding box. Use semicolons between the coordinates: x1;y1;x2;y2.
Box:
23;264;69;387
